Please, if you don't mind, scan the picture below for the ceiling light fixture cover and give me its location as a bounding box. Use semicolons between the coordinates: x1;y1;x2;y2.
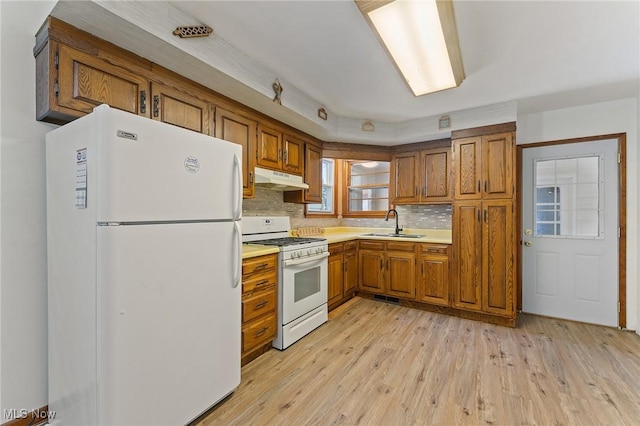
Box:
355;0;465;96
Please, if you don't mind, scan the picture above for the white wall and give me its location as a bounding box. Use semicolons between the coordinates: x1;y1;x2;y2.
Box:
0;0;57;419
517;97;639;332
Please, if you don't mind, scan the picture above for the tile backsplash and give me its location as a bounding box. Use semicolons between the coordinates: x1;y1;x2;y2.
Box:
243;188;451;230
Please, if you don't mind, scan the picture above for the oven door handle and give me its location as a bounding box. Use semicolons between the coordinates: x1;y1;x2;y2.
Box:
283;251;329;267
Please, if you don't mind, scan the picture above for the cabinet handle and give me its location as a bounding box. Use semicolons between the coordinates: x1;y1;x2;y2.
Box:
477;180;481;192
484;209;488;222
255;279;270;287
249;170;254;185
254;263;269;271
279;149;283;160
153;95;159;117
484;180;488;192
254;327;269;337
284;149;289;163
344;263;348;273
140;90;147;114
386;259;389;270
379;259;383;270
421;263;424;274
428;248;441;253
477;210;481;222
422;185;426;197
254;300;268;310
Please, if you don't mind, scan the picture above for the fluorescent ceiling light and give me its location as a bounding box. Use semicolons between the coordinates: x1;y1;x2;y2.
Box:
356;0;465;96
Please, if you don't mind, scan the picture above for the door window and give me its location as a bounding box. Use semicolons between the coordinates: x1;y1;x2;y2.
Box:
534;155;602;238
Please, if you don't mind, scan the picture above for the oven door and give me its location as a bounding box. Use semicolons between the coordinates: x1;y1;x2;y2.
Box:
281;252;329;324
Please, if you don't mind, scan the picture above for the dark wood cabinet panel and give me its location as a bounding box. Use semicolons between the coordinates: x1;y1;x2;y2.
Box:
283;142;322;204
421;148;451;201
257;124;283;170
452;202;483;311
391;152;419;203
282;134;303;175
386;251;416;298
151;82;209;134
453;137;482;199
482;200;514;316
328;245;344;308
358;249;385;294
482;133;514;199
215;107;257;198
38;42;150;123
344;247;358;295
417;244;450;307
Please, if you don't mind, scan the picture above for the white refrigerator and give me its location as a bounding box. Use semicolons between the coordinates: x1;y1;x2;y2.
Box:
46;105;242;425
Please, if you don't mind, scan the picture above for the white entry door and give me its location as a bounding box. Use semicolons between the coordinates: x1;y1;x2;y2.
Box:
522;139;619;327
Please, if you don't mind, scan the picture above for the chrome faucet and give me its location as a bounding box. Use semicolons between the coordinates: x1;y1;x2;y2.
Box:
384;208;402;235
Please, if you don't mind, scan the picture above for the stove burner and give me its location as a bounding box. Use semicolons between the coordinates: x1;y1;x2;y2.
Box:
247;237;326;247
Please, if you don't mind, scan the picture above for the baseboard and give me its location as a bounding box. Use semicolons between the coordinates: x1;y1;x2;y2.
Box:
2;406;51;426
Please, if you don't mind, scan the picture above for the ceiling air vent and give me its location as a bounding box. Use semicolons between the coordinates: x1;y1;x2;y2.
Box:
172;25;213;38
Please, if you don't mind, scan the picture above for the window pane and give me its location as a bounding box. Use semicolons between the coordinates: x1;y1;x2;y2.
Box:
534;155;602;239
349;198;389;212
348;187;388;199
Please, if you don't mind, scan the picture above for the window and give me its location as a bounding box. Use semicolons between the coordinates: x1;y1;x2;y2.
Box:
307;159;335;214
305;159;390;218
534;155;602;238
344;161;390;217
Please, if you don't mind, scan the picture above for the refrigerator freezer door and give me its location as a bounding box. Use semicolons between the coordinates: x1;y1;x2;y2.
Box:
97;222;241;425
92;105;242;222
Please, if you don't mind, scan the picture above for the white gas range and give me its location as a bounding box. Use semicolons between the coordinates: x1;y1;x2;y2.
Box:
242;217;329;349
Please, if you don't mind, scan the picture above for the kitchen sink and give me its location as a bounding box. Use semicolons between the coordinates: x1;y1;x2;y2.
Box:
362;233;424;239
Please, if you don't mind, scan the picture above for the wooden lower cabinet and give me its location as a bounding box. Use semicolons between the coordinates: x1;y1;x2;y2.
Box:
417;244;451;306
452;200;515;318
241;254;278;365
328;241;358;310
357;240;416;299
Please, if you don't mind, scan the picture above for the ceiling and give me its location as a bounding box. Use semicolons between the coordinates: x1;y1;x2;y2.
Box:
51;1;639;144
169;0;639;121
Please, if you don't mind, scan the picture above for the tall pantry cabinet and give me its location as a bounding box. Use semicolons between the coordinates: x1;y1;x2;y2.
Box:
451;128;516;325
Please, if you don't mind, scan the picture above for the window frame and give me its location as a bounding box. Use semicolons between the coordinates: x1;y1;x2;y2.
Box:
341;160;390;218
305;158;338;218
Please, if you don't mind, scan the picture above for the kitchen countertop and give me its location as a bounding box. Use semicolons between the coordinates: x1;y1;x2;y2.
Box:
242;227;452;259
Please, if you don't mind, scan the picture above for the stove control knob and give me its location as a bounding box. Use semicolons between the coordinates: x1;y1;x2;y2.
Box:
307;249;312;256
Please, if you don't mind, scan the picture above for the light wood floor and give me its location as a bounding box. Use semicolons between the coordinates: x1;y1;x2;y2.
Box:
198;297;640;425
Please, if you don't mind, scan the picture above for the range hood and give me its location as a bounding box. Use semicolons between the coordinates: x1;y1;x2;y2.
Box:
253;167;309;191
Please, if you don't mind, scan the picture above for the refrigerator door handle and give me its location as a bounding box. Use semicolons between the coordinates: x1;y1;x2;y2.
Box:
233;154;242;220
232;221;241;288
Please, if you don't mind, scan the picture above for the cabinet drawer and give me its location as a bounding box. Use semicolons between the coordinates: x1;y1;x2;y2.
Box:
242;271;277;295
420;244;450;255
242;313;276;352
359;240;385;250
329;242;344;254
242;289;276;323
344;240;358;251
386;242;416;252
242;254;277;277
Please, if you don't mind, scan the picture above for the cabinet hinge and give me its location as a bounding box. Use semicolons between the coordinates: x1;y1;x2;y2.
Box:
53;80;59;98
54;50;59;70
618;301;621;313
618;227;621;238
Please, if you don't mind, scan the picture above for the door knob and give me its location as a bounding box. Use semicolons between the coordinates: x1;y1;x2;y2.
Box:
524;241;533;247
525;229;532;235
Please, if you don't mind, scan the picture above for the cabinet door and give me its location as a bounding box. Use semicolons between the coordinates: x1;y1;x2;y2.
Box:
417;254;450;306
215;107;257;198
151;82;209;134
343;248;358;296
328;245;344;307
452;202;482;311
421;147;451;202
256;124;282;170
391;151;420;204
55;42;149;120
482;200;514;317
386;251;416;299
453;137;482;200
282;134;303;175
481;132;514;199
358;250;385;294
303;143;323;202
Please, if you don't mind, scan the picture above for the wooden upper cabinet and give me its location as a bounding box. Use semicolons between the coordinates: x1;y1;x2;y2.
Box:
391;151;420;204
36;41;150;123
282;134;303;175
453;137;482;199
150;82;209;134
214;107;257;198
391;147;451;204
284;142;322;204
257;124;283;171
453;132;514;200
420;147;451;202
482;132;514;199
